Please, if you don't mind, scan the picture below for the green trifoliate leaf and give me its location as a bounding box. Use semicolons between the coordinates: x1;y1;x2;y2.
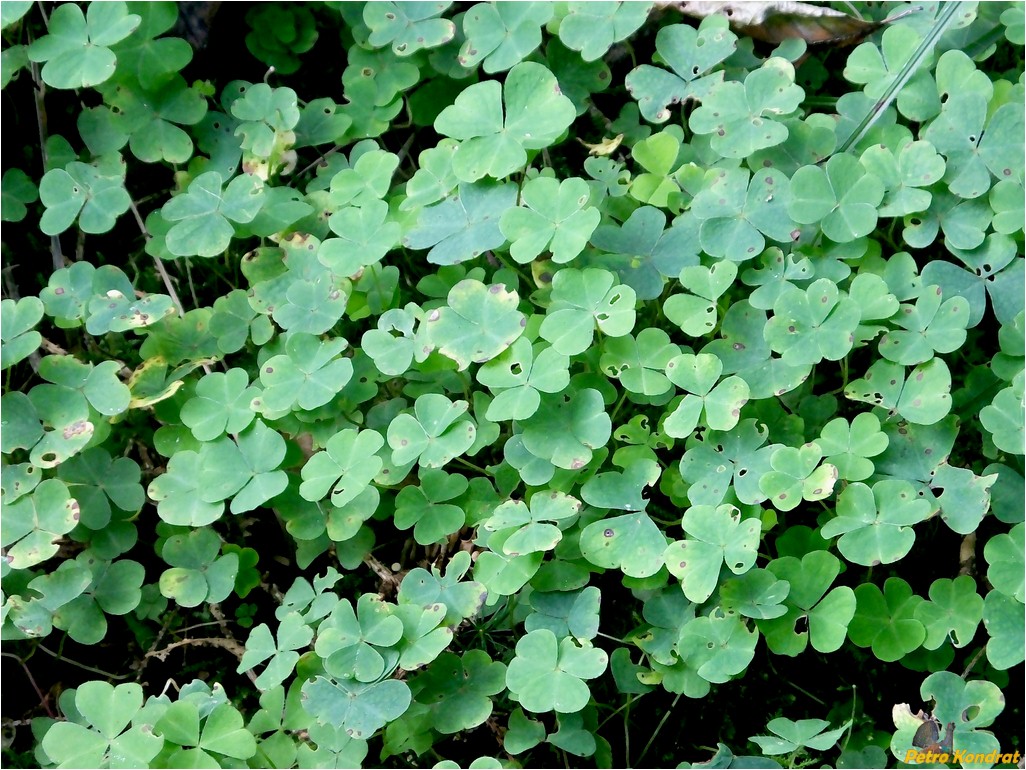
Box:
982;590;1025;670
39;155;131;235
505;629;607;714
625;17;735;123
859;139;945;217
760;443;837;513
458;2;553;72
588;206;701;300
758;551;856;656
914;576;983;650
1;167;38;222
764;278;860;366
159;527;239;607
238;612;313;690
689;167;796;261
499;176;600;264
579;511;667;578
395;469;468;545
519;388;611;470
162;171;264;257
600;327;678;396
751;718;849;756
664;261;737;337
400;550;486;626
821;480;932;566
403;181;517;265
878;285;970;366
690;58;804;158
843;24;937;122
482;490;581;555
663;352;750;438
254;333;352;415
665;504;761;603
539;268;636;355
417;279;525;370
0;478;79;569
364;1;455;56
302;675;411;740
476;338;570;421
27;2;140;89
180;368;259;441
525;586;600;641
676;611;758;685
315;593;403;682
719;568;790;620
581;458;661;512
680;419;777;506
848;578;925;663
412;650;507;735
56;447;144;529
300;429;385;506
816;413;888;482
362;304;420;377
845;357;953;425
387;393;476;468
0;296;42;370
434;62;575;181
787;154;884;242
984;524;1025;602
557;1;653;62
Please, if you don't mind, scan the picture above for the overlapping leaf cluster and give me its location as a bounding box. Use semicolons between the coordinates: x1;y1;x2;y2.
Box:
1;1;1023;768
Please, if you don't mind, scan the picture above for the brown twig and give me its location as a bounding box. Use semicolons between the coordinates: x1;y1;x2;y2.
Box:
209;603;257;684
144;636;247;664
1;652;55;717
363;553;402;597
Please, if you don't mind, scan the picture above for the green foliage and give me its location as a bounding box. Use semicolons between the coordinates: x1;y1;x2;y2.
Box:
2;2;1023;769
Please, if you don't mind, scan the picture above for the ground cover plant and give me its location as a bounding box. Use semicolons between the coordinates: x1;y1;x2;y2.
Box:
0;1;1023;767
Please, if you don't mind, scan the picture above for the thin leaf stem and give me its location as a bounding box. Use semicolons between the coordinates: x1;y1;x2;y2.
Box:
636;691;681;766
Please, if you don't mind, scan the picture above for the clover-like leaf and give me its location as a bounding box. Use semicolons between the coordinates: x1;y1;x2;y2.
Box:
403;181;517;265
387;393;476;468
162;171;264;257
760;443;838;513
984;524;1024;603
0;296;42;370
254;333;353;414
40;682;162;769
690;58;804;158
719;568;790;620
364;1;455;56
757;551;856;656
787;154;885;242
180;368;259;441
980;371;1025;455
845;357;953;425
679;419;777;506
860;138;945;217
663;352;750;438
482;490;581;555
39;156;131;236
56;447;144;530
395;469;468;545
688;167;796;261
399;550;487;627
159;528;239;607
505;629;607;714
625;17;735;123
0;478;79;569
315;593;404;682
821;480;932;566
816;413;888;482
525;586;600;642
879;285;969;366
848;578;925;662
412;650;507;734
764;278;861;366
300;429;385;507
588;206;701;299
1;167;38;222
982;590;1025;670
664;504;761;603
499;176;599;264
418;279;525;370
664;261;737;336
540;268;636;355
751;718;849;755
579;512;667;578
27;2;140;89
434;61;575;181
557;1;652;62
238;612;314;690
677;610;758;684
913;576;984;650
476;338;570;421
459;2;553;73
519;388;611;470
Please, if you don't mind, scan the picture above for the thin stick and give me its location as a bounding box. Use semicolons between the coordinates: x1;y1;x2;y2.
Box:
144;636;247;663
36;644;133;680
636;692;681;766
127;197;187;318
1;651;55;717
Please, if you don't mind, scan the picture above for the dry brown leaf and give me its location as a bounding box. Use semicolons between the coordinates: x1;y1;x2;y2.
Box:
669;1;886;46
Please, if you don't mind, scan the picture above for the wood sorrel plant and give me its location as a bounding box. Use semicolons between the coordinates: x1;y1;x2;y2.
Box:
1;1;1023;768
